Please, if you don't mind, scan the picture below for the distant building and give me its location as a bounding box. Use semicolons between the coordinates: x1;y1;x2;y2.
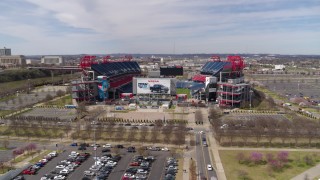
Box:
41;56;64;65
0;48;11;56
0;55;26;67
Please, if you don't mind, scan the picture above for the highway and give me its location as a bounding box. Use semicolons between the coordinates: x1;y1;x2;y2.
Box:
195;130;217;180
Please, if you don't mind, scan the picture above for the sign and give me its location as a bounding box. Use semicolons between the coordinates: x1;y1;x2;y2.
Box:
136;78;171;94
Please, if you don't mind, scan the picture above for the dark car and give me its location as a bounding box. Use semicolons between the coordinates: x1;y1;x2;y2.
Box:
102;148;111;152
127;146;136;153
116;144;124;148
150;84;169;93
124;123;131;126
78;146;87;151
70;143;78;146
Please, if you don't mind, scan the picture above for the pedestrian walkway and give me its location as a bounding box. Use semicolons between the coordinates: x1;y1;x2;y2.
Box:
183;149;192;180
291;164;320;180
208;135;227;180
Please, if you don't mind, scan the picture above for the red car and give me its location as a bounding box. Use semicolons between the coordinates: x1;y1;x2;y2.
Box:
129;162;139;166
22;168;36;175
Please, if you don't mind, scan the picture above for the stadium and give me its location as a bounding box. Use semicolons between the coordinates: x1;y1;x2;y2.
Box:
72;55;250;107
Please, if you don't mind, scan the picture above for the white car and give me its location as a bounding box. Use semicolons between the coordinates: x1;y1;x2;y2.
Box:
59;169;69;175
84;170;95;176
161;147;169;151
102;144;112;148
49;151;57;157
56;165;66;169
207;164;213;171
54;175;66;180
137;169;148;174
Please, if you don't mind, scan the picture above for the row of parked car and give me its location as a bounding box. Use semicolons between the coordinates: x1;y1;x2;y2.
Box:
40;151;90;180
21;151;58;176
122;155;155;180
82;153;122;180
12;151;58;180
163;157;179;180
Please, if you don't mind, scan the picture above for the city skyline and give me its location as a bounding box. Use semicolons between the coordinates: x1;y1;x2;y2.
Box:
0;0;319;55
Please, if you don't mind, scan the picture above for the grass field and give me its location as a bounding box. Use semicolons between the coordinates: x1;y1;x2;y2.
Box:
176;88;191;98
30;150;51;163
12;151;38;163
45;95;72;106
220;150;320;180
0;110;15;117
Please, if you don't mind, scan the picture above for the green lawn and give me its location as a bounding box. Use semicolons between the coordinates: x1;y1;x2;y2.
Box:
30;150;51;163
220;150;320;180
0;110;15;117
176;88;191;98
12;151;38;163
45;95;72;106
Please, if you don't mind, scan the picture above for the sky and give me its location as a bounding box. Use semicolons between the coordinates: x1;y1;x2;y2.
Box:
0;0;319;55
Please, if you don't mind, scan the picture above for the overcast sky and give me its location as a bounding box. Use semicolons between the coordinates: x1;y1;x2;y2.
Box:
0;0;319;55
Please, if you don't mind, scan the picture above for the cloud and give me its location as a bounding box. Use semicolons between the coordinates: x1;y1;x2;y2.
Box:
0;0;319;54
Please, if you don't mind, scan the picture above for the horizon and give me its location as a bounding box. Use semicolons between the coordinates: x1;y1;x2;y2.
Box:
1;0;320;55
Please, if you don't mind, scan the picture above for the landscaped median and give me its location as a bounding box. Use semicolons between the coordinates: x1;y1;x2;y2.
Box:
219;150;320;180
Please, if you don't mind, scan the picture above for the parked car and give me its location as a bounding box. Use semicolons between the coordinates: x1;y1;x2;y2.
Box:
102;148;111;152
102;144;112;148
78;146;87;150
116;144;124;148
127;146;136;153
70;143;78;146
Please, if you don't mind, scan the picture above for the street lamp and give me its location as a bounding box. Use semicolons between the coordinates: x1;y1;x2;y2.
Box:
92;120;97;165
249;89;253;110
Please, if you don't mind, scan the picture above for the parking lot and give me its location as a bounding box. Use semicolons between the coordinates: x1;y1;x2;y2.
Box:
21;108;77;121
259;78;320;102
15;144;173;180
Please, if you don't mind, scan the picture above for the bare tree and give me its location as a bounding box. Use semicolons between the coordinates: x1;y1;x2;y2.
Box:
139;126;149;144
56;90;65;97
2;140;9;149
195;110;203;124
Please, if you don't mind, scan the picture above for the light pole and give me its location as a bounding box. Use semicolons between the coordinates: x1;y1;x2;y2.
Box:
92;120;97;165
249;89;253;110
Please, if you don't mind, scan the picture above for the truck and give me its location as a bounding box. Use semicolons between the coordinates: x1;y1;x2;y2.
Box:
150;84;169;93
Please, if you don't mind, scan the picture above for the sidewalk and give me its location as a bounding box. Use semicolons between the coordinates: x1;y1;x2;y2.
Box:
183;149;192;180
208;135;227;180
291;164;320;180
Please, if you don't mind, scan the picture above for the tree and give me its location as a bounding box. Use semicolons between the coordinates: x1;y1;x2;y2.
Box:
195;110;203;124
45;94;53;101
150;129;160;144
77;102;88;119
64;124;72;138
139;126;149;144
56;90;65;97
2;140;9;149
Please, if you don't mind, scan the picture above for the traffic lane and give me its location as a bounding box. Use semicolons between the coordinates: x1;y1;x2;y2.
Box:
23;150;70;180
202;138;217;180
108;150;135;180
149;151;169;180
195;133;205;179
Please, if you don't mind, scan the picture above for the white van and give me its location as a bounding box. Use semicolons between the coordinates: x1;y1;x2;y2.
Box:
128;103;137;110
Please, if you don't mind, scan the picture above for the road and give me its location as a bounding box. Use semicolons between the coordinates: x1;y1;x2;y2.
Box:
195;130;217;180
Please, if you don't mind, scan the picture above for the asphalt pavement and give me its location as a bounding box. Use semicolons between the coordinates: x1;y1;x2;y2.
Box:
195;130;217;180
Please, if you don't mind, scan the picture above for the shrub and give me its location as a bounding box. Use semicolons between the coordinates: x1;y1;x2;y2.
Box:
238;169;249;180
268;159;284;171
237;152;246;163
266;153;274;162
278;151;289;163
303;155;314;166
250;152;263;164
